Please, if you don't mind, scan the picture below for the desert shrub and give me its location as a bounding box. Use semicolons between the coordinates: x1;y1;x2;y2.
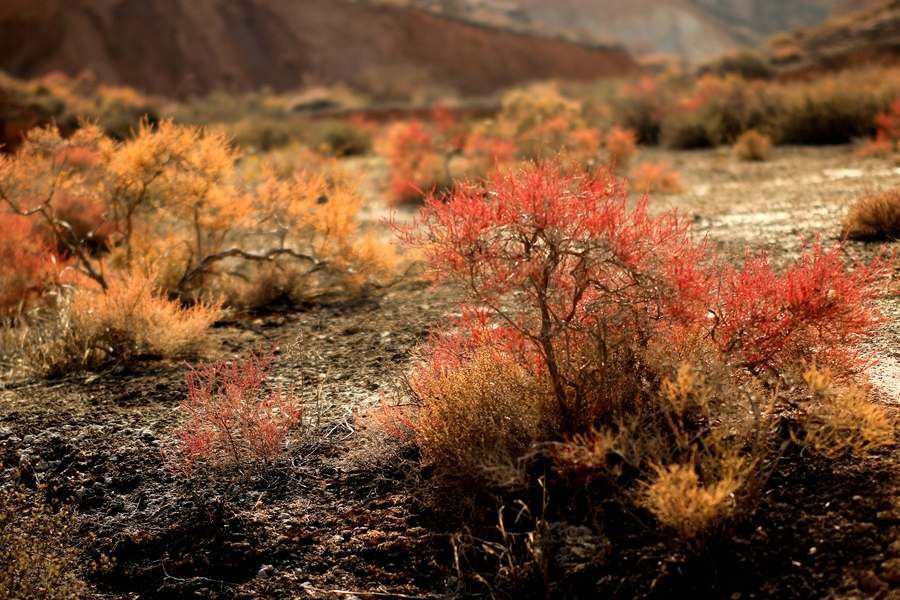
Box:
164;350;303;476
378;120;450;204
1;120;394;304
709;242;887;382
0;214;70;321
304;119;372;157
392;157;890;570
858;98;900;157
698;49;773;80
603;125;638;170
769;86;880;145
734;129;772;161
661;110;721;149
627;160;686;193
613;76;671;144
413;348;560;489
497;86;603;168
797;367;894;458
843;187;900;240
0;473;85;599
19;272;222;376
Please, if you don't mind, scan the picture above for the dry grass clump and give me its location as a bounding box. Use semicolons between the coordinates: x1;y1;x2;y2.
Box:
627;160;686;193
798;367;895;458
734;129;772;161
0;474;85;599
842;188;900;240
641;463;741;550
18;273;222;376
414;350;560;489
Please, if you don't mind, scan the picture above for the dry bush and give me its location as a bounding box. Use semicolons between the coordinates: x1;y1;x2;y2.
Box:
842;187;900;240
734;129;772;161
603;126;638;170
413;349;560;489
498;86;602;168
641;463;741;551
0;474;85;599
613;76;671;145
627;160;686;193
19;273;221;376
699;49;773;80
798;367;894;458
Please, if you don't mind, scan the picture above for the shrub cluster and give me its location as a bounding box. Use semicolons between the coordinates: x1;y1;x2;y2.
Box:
391;159;891;588
0;119;393;375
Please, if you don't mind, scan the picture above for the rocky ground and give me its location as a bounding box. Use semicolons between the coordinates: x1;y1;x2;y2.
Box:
4;145;900;599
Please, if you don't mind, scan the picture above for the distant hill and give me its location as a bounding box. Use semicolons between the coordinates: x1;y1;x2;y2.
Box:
400;0;869;62
0;0;637;99
768;0;900;75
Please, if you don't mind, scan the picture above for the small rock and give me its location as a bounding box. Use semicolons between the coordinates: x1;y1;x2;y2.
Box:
888;540;900;557
0;427;12;440
256;564;275;579
882;558;900;584
855;522;875;534
877;510;900;522
33;461;49;473
859;570;887;595
22;435;34;445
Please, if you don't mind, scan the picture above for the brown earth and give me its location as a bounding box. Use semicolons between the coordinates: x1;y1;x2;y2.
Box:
5;145;900;598
0;0;637;99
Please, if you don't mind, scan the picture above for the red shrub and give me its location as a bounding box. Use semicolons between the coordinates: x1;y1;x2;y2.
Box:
166;350;303;476
394;161;711;429
709;241;888;380
0;213;70;320
393;158;889;432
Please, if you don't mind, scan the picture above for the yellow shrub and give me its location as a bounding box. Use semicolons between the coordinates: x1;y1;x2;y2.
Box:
733;129;772;161
842;187;900;241
415;350;561;489
799;367;895;458
22;273;222;376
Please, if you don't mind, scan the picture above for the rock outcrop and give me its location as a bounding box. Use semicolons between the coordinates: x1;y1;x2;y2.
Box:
0;0;638;98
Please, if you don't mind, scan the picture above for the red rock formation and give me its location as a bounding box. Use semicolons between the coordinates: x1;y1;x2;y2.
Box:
0;0;638;98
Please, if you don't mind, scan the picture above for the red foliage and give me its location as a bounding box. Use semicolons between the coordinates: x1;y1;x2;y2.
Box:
30;191;113;255
0;213;70;320
875;99;900;144
166;350;303;476
392;158;889;431
394;160;711;428
710;241;888;380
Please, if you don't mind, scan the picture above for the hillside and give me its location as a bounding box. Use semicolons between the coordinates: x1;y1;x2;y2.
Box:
0;0;637;99
769;0;900;75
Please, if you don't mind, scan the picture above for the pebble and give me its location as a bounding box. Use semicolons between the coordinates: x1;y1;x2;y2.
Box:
256;564;275;579
876;510;900;522
858;570;887;595
883;558;900;584
22;435;34;444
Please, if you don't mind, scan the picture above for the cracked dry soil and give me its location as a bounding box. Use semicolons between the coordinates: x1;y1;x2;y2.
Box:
5;145;900;599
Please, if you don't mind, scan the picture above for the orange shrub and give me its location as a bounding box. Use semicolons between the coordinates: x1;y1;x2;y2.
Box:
627;161;686;193
733;129;772;161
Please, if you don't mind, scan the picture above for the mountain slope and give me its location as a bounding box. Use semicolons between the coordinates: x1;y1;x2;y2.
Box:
0;0;637;98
